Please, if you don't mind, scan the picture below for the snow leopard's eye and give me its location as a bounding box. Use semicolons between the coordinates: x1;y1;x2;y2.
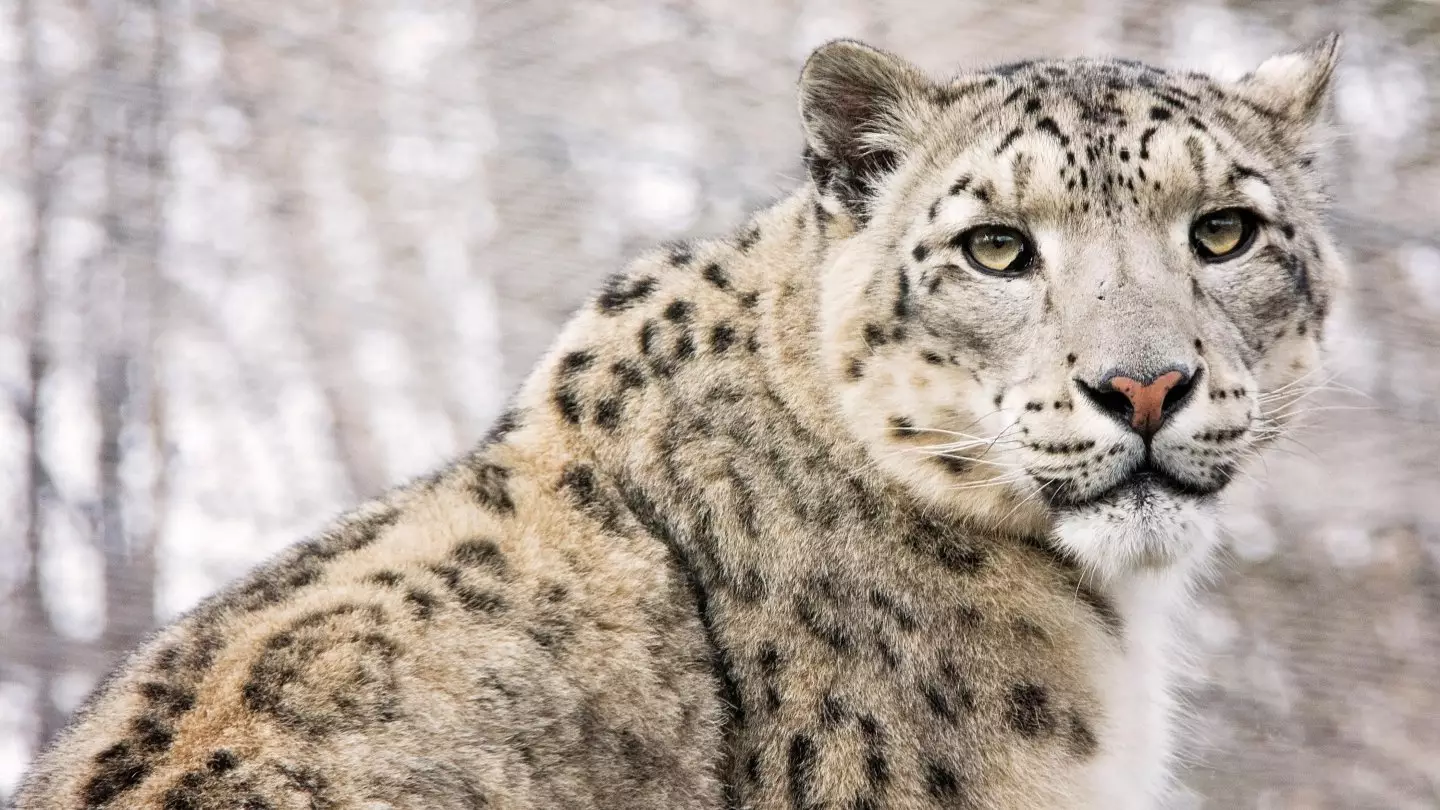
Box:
958;225;1034;276
1191;208;1258;262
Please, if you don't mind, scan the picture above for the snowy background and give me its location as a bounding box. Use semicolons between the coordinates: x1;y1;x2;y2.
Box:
2;0;1439;806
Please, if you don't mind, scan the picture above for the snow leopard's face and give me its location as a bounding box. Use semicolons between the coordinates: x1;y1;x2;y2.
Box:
807;39;1344;581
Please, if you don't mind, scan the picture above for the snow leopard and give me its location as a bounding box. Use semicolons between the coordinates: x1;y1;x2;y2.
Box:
14;33;1344;810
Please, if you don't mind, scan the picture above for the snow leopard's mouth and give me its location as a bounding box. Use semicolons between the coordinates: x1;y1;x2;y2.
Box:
1036;457;1232;510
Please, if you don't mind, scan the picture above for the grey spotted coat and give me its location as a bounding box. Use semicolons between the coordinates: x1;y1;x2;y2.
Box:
14;34;1344;810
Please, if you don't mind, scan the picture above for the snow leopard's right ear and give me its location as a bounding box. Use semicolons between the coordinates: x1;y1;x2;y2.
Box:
1234;33;1342;135
799;40;932;223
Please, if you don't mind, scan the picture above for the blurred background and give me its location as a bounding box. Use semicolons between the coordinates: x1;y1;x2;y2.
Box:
1;0;1438;806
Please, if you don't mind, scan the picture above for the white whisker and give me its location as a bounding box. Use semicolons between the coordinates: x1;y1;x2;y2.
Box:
945;472;1031;492
996;483;1044;526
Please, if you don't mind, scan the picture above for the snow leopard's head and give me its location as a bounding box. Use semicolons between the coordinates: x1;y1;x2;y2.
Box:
808;37;1344;582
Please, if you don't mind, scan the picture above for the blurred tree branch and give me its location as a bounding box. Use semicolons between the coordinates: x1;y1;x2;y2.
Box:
93;0;168;664
13;0;65;750
236;50;390;501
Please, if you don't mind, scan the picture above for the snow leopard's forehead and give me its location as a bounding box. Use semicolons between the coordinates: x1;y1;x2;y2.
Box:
890;57;1321;231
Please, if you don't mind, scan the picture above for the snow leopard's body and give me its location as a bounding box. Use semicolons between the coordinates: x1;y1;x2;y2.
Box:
15;37;1344;810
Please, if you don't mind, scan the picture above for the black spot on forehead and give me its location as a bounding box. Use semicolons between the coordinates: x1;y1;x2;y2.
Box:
1227;164;1266;187
960;65;1235;174
979;60;1231;130
992;59;1038;77
933;75;1004;106
994;126;1025;155
933;60;1302;227
1035;118;1067;145
1138;127;1158;160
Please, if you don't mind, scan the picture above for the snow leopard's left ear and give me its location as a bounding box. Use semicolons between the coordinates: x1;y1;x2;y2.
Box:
799;40;932;221
1235;33;1342;131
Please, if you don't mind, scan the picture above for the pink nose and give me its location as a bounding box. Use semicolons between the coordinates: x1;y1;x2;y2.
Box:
1077;368;1196;439
1107;372;1187;436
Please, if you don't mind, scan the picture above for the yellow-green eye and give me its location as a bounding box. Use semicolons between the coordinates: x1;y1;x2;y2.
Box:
958;225;1033;275
1191;208;1258;261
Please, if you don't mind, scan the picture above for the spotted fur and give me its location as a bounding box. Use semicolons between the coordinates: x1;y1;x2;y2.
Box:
15;35;1343;810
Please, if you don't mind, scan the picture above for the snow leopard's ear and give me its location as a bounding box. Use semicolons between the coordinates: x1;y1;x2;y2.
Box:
1235;33;1342;132
799;40;932;221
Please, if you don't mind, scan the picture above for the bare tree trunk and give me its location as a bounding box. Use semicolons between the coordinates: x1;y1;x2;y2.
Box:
140;0;172;639
474;1;598;390
13;0;67;750
340;5;475;444
87;0;166;664
232;52;389;501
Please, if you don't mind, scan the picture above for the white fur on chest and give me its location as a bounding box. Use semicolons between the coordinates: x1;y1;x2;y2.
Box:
1082;570;1195;810
1054;507;1219;810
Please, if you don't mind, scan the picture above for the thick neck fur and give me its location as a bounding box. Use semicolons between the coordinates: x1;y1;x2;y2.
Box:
500;186;1209;808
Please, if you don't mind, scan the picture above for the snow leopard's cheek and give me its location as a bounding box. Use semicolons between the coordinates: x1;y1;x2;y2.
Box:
1195;232;1334;411
818;252;1051;510
827;263;1038;429
1200;246;1312;341
1247;325;1324;435
908;263;1042;375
